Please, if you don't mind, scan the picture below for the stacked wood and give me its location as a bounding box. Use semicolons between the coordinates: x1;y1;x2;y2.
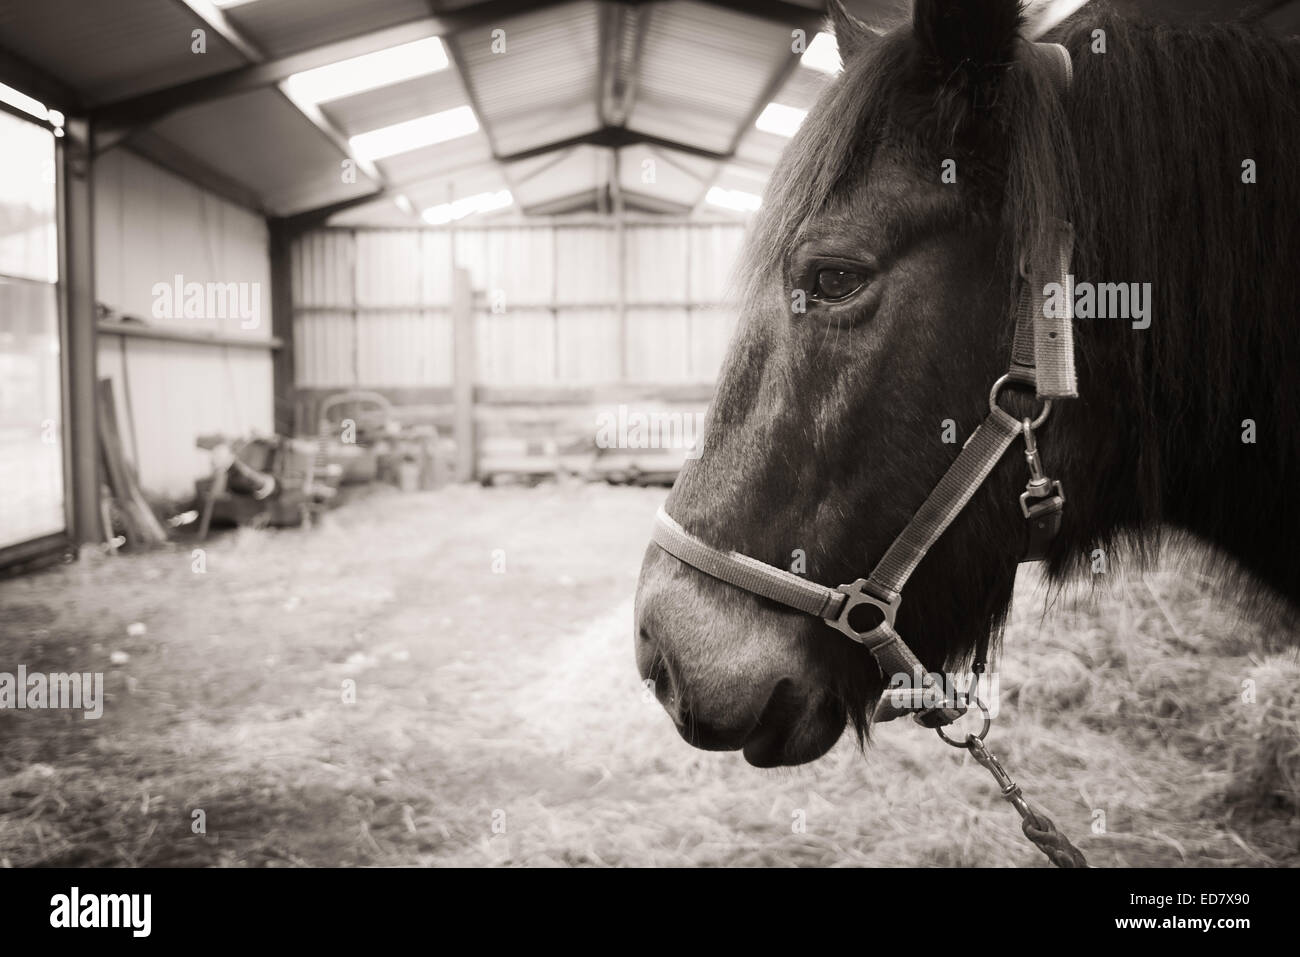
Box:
97;378;167;547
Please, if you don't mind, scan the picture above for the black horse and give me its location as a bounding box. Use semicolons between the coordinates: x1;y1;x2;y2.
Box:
635;0;1300;768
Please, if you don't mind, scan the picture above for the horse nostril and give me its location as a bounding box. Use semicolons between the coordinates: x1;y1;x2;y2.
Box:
648;653;679;713
639;631;684;721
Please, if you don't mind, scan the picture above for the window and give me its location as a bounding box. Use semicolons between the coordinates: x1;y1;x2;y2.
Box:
0;106;63;550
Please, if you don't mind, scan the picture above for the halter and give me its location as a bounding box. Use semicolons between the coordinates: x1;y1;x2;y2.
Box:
651;42;1088;867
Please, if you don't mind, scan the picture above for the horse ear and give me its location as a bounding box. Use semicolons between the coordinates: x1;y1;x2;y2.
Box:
826;0;872;63
912;0;1023;74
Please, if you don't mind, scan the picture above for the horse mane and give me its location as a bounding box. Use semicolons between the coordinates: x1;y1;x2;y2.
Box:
741;2;1300;623
742;3;1077;307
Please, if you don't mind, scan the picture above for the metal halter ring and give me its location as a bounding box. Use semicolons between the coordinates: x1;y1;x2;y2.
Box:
935;697;993;748
989;374;1052;430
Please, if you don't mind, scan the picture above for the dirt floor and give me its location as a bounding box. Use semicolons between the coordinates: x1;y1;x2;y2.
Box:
0;482;1297;867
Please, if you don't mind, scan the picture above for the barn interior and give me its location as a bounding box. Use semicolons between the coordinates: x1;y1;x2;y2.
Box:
0;0;1297;867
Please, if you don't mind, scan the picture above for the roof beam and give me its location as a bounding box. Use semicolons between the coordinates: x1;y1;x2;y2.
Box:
692;2;820;208
269;153;508;232
434;2;516;217
178;0;262;63
274;118;754;234
613;5;648;127
0;43;82;113
94;0;826;137
129;0;386;194
91;0;577;131
93;18;444;129
272;190;394;234
620;189;693;216
498;126;730;164
696;0;829;28
522;187;603;217
125;129;266;213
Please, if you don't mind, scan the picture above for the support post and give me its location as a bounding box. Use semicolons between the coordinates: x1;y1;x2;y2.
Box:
60;116;102;546
269;221;297;435
612;148;627;382
451;266;476;482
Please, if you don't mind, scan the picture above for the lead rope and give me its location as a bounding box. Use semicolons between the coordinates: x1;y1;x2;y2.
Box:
932;689;1087;867
943;450;1086;868
963;733;1088;868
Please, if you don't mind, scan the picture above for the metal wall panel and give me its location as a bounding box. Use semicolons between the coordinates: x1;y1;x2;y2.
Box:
94;150;275;498
357;310;452;386
554;226;616;304
689;224;746;302
455;228;555;306
293;310;355;388
96;149;272;336
293;220;747;390
555;308;620;383
688;306;738;382
477;309;556;385
625;308;690;382
625;225;689;304
98;339;275;500
356;230;422;306
293;230;354;308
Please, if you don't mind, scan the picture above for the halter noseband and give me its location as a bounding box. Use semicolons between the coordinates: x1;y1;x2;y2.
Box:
652;42;1077;728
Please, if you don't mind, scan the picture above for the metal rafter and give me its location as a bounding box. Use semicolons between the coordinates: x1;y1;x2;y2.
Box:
0;44;81;112
692;1;822;210
91;0;579;131
258;0;831;230
429;1;519;219
90;1;831;134
147;0;388;195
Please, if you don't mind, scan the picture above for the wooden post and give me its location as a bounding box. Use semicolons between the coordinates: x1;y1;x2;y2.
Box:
612;148;627;382
451;266;476;482
269;220;296;435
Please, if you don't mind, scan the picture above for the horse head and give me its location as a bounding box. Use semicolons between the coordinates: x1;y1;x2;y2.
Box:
635;0;1300;767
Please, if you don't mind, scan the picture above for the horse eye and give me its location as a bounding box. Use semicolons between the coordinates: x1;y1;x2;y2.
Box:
811;267;865;302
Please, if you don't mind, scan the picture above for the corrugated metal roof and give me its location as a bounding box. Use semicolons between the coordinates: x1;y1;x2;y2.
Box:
373;131;496;185
626;1;792;153
777;65;836;110
712;162;770;196
2;0;1292;227
618;145;714;209
402;163;510;211
221;0;431;59
0;0;245;104
507;144;604;211
732;127;790;172
455;1;602;156
723;63;832;186
320;69;472;137
150;87;380;215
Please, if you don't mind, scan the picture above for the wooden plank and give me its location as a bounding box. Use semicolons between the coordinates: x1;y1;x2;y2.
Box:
98;320;282;350
97;378;167;545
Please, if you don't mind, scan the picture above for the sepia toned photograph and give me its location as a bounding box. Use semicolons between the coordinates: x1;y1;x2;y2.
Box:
0;0;1295;931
